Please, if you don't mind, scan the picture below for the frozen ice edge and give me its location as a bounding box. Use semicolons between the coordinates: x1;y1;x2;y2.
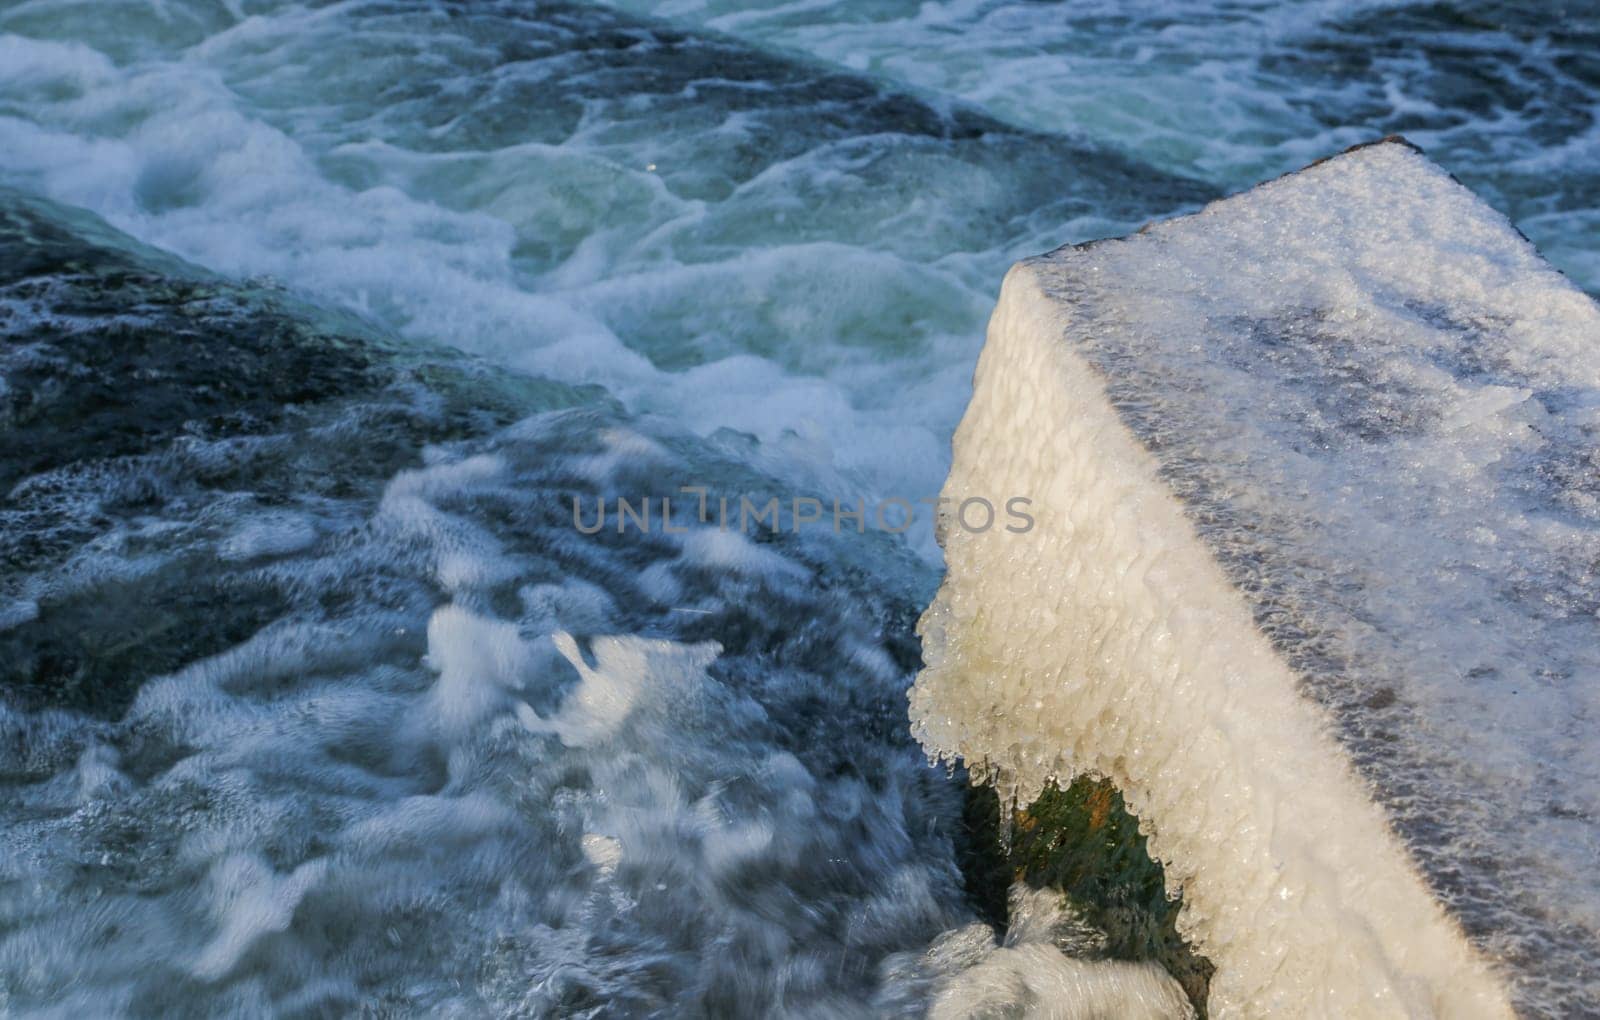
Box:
911;138;1600;1017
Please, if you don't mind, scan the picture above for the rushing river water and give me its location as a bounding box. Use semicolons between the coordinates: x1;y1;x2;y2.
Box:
0;0;1595;1015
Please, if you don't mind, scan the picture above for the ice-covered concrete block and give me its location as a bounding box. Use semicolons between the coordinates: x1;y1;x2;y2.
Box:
911;138;1600;1017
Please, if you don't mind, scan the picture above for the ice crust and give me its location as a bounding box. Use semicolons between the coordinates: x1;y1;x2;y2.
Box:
911;140;1600;1017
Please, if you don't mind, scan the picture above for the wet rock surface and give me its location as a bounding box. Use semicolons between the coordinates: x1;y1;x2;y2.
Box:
0;191;586;717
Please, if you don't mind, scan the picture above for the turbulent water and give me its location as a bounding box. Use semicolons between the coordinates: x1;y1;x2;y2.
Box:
0;0;1595;1015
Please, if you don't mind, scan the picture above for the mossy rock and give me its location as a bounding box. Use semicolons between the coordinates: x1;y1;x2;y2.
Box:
962;776;1213;1015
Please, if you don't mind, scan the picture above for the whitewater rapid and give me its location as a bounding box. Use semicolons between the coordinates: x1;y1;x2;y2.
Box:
0;1;1215;1013
602;0;1600;297
0;187;1207;1014
0;0;1213;564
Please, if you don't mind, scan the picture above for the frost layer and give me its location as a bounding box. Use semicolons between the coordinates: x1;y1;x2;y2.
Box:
911;139;1600;1017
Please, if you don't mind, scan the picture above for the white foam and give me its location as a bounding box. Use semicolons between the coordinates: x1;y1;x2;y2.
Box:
72;742;130;802
911;141;1600;1015
217;513;318;562
0;598;39;630
528;632;720;750
423;604;537;746
678;526;811;580
193;854;330;982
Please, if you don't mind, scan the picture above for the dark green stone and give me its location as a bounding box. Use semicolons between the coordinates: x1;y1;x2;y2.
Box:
963;776;1213;1015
